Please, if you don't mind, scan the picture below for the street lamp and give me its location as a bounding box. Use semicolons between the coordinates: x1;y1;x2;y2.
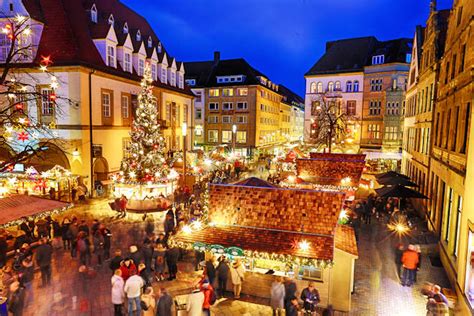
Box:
232;124;237;153
182;122;187;187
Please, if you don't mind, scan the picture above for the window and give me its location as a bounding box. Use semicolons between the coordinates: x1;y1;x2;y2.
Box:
123;23;128;34
136;30;141;41
186;79;196;86
385;126;398;140
107;46;115;67
209;102;219;111
0;34;11;62
445;62;450;84
237;102;248;110
161;68;166;83
208;116;218;124
370;79;383;91
122;138;131;158
452;106;459;151
445;188;453;242
209;89;219;97
124;53;131;72
346;100;356;115
223;102;233;110
236;131;247;143
460;44;466;73
335;81;341;91
461;103;471;154
327;82;334;92
151;64;157;80
147;36;152;48
406;53;412;63
372;55;385;65
311;101;320;116
108;14;114;25
208;130;218;143
236;115;247;124
368;124;380;139
222;116;232;123
369;100;381;115
121;95;130;118
222;130;232;143
90;4;98;23
353;80;359;92
41;88;54;116
451;55;457;80
316;82;323;93
193;91;202;103
157;42;162;53
222;88;234;97
102;91;111;118
299;266;322;281
195;108;202;120
454;196;462;256
457;6;463;26
310;82;317;93
238;88;248;96
138;59;144;76
346;81;352;92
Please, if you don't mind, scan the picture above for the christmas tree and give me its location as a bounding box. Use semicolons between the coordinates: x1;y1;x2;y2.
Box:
120;63;170;183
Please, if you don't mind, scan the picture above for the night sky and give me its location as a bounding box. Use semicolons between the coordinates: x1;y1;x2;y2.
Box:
122;0;453;97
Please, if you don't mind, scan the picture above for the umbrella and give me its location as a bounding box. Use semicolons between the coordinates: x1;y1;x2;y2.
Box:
375;184;428;199
375;171;410;180
377;177;419;187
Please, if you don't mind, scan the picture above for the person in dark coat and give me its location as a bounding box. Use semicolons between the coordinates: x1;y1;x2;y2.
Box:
300;282;320;313
163;213;175;239
19;220;33;241
8;281;25;316
156;233;167;248
102;226;112;260
19;257;34;306
109;249;123;273
165;247;180;280
284;296;299;316
284;277;297;306
35;237;53;287
91;219;100;236
142;240;154;275
128;245;142;265
204;257;216;286
93;229;105;266
61;218;71;250
156;288;173;316
78;220;90;237
216;256;230;297
395;244;404;278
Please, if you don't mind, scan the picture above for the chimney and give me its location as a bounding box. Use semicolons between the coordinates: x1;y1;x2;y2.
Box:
213;51;220;63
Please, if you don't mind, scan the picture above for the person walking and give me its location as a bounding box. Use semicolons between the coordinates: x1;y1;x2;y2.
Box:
142;240;154;277
271;276;285;316
165;246;180;280
395;244;404;279
216;256;229;297
8;281;25;316
187;286;205;316
140;287;156;316
124;270;144;316
109;249;123;273
200;279;215;316
401;244;419;287
120;259;137;282
111;269;125;316
204;256;216;286
19;257;34;307
61;218;71;250
284;277;297;307
230;259;245;299
102;225;112;260
300;281;320;315
415;244;422;283
77;231;91;266
153;243;166;281
93;229;105;267
68;219;79;257
156;287;173;316
35;237;53;287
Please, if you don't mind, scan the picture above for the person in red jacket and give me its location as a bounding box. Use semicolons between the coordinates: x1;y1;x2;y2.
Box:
119;259;136;282
401;244;419;287
200;278;215;316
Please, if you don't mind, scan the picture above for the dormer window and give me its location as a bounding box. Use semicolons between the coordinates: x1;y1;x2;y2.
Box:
157;42;162;53
123;22;128;34
108;14;114;25
147;36;152;48
372;54;385;65
136;30;141;41
107;45;115;67
90;4;98;23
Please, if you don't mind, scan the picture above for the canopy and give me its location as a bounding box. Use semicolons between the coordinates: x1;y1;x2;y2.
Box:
375;171;410;180
377;177;419;187
375;184;428;199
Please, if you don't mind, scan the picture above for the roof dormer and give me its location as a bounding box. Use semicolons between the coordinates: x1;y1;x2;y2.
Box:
90;4;98;23
157;42;162;53
136;30;141;41
147;36;152;48
123;22;128;34
108;14;114;25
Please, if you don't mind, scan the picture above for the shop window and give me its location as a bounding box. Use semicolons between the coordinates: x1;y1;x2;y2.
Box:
299;266;323;281
208;130;218;143
236;131;247;143
222;130;232;143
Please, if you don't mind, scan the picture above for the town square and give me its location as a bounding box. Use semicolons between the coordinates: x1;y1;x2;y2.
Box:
0;0;472;315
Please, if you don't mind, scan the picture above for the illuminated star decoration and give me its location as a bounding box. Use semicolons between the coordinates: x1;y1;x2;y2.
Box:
17;131;29;142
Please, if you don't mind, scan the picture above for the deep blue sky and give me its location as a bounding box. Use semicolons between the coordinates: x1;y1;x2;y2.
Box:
122;0;452;96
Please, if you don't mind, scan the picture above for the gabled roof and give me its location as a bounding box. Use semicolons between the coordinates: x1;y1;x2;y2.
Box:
234;177;276;188
372;38;412;64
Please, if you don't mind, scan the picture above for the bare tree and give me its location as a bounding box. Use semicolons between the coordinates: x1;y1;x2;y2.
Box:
308;92;352;153
0;14;73;171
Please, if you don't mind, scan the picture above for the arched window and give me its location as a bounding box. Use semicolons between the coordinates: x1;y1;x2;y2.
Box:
317;82;323;93
108;14;114;25
353;80;359;92
328;81;334;92
147;36;153;48
157;42;162;53
136;30;141;41
90;4;98;23
335;81;341;91
123;22;128;34
346;81;352;92
310;82;317;93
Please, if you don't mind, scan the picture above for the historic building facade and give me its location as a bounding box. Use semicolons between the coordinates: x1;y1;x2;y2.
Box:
0;0;194;194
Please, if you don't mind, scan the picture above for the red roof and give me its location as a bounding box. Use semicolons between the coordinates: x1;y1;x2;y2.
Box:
0;195;69;225
335;225;358;257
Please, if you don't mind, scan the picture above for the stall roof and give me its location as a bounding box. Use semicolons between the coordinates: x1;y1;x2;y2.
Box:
234;177;276;188
335;225;358;257
0;195;69;225
174;225;335;261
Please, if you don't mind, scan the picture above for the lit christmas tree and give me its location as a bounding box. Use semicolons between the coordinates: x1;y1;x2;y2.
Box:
120;63;170;183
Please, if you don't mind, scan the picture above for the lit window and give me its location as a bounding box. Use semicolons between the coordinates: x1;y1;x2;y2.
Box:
209;103;219;111
107;46;115;67
121;95;129;118
310;82;316;93
406;54;412;63
372;55;385;65
157;42;162;53
151;64;157;80
209;89;219;97
238;88;248;96
124;53;131;72
102;92;111;118
0;34;12;62
223;102;233;110
346;100;356;116
138;59;144;76
161;68;166;83
299;266;323;281
236;131;247;143
328;82;334;92
335;81;341;91
353;81;359;92
317;82;323;93
41;88;54;116
222;88;234;97
208;130;218;142
90;4;98;23
368;124;380;139
346;81;352;92
222;130;232;143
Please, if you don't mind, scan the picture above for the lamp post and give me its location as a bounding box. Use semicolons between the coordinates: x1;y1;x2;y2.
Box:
232;124;237;154
182;122;187;187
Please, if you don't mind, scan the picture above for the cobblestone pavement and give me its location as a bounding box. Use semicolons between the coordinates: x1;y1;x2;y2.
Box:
12;199;452;315
350;218;451;316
